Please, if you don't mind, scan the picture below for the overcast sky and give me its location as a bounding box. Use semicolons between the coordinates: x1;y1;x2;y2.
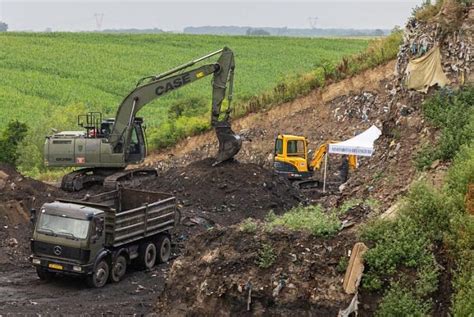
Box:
0;0;422;31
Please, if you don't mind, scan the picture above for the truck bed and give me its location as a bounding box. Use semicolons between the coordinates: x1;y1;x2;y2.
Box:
58;188;177;247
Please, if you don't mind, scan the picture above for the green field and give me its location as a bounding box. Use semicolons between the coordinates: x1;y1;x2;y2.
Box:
0;32;368;175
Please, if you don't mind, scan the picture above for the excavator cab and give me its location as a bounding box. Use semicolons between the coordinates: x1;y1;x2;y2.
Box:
126;118;146;163
273;134;312;179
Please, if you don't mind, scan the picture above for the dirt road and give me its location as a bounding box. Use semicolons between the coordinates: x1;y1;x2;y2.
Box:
0;262;168;315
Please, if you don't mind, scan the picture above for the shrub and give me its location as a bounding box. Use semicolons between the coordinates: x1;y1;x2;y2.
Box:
0;120;28;166
271;205;340;237
376;283;431;317
362;216;431;279
256;243;277;269
415;87;474;169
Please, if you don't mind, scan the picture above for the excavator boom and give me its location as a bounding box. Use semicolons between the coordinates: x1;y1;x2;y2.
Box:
109;47;240;164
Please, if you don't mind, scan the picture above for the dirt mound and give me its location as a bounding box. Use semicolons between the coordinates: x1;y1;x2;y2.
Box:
0;163;58;208
0;164;59;268
140;158;304;227
156;225;355;316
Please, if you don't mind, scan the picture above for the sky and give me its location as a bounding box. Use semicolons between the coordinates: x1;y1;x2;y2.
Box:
0;0;423;32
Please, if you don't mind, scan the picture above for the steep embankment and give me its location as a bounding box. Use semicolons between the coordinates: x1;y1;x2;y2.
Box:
152;4;473;315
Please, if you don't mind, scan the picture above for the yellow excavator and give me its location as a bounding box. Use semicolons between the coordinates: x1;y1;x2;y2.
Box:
273;134;357;189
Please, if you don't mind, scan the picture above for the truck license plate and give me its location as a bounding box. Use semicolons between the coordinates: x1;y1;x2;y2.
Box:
48;263;63;270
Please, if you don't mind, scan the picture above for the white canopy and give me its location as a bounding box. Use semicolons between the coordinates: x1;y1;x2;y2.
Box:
328;125;382;157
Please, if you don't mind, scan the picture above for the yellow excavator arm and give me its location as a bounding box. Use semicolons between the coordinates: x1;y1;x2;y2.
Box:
309;142;357;171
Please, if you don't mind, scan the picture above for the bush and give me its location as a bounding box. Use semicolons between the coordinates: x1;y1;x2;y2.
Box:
414;0;444;22
376;283;431;317
361;216;432;281
398;183;450;241
256;243;277;269
271;205;340;237
415;87;474;169
0;120;28;166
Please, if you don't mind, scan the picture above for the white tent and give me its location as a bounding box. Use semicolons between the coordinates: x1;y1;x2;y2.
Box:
322;125;382;192
328;125;382;157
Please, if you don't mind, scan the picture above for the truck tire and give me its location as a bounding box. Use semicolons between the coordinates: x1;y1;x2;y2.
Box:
138;241;157;269
86;260;109;288
36;267;55;281
110;255;127;283
156;235;171;263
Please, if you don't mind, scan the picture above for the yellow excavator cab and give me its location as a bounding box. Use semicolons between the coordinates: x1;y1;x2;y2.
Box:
274;134;312;179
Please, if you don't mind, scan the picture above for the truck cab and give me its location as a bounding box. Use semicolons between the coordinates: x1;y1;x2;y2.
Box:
31;202;105;279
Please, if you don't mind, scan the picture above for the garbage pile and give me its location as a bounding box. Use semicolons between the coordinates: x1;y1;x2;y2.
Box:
396;3;473;88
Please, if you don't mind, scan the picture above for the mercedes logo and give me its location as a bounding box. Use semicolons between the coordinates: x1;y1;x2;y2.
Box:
53;246;62;256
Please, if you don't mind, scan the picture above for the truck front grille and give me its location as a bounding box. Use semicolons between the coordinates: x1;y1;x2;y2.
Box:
31;241;90;263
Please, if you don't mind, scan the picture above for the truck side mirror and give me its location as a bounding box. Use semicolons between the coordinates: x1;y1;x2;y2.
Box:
30;209;37;225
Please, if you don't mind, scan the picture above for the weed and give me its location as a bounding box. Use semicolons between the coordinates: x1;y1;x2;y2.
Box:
338;198;363;215
271;205;340;237
240;218;258;233
336;256;349;273
256;243;277;269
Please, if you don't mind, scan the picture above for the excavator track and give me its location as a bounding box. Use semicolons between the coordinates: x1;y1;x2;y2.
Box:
103;168;158;190
61;168;119;192
61;168;158;191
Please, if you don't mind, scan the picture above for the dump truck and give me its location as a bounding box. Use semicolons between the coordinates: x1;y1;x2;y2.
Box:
30;188;178;288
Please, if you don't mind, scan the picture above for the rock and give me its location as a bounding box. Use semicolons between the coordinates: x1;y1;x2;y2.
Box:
430;159;440;169
8;238;18;247
0;179;6;190
0;170;9;180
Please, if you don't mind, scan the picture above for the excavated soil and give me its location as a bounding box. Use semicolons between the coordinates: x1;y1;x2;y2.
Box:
157;226;356;317
139;158;304;229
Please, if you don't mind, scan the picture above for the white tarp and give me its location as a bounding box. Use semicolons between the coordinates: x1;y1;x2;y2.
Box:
328;125;382;157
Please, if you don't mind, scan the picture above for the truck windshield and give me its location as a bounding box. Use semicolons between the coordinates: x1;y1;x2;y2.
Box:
37;214;90;239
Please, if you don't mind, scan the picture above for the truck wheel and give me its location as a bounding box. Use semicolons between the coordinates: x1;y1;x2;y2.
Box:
86;260;109;288
36;267;55;281
110;255;127;283
156;235;171;263
138;241;156;269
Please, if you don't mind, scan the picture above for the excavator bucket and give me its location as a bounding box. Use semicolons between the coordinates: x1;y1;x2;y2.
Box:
214;123;242;165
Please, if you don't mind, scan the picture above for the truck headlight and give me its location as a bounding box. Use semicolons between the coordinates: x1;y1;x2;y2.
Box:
72;265;82;272
32;258;41;265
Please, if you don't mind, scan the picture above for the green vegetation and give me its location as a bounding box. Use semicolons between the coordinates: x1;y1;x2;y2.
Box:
0;30;402;178
271;205;340;237
0;120;28;166
255;243;277;269
376;283;431;317
240;218;258;233
336;256;349;273
0;32;368;176
361;88;474;315
415;87;474;170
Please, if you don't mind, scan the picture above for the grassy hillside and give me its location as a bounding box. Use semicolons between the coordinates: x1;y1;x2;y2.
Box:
0;32;368;175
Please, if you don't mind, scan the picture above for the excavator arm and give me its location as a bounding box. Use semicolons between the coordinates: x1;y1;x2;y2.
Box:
108;47;240;164
309;142;357;170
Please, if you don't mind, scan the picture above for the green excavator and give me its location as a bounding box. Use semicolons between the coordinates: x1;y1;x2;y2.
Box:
44;47;241;191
